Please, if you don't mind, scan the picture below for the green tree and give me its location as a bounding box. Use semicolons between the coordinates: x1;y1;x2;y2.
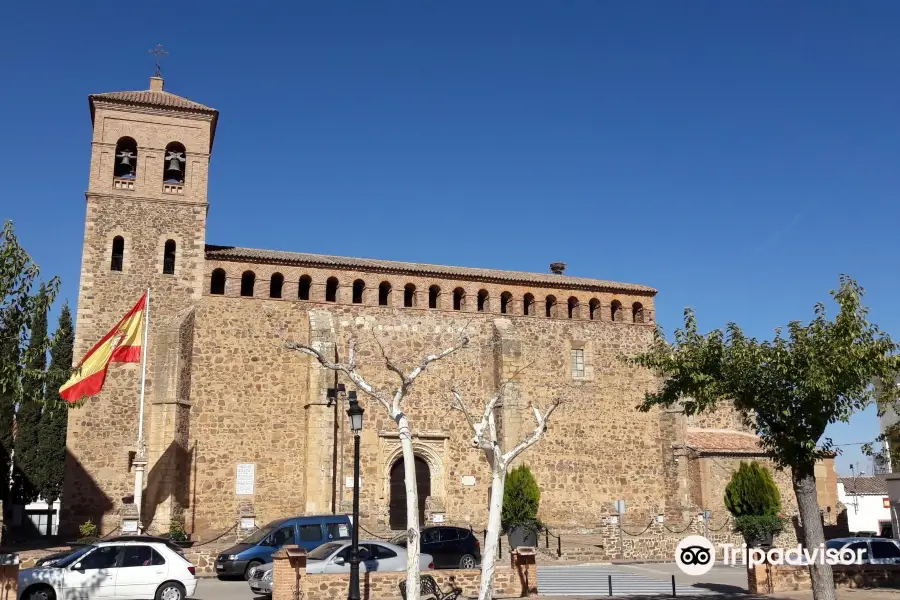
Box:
501;464;541;531
724;462;781;516
630;276;899;600
12;285;50;504
38;303;73;502
0;323;16;506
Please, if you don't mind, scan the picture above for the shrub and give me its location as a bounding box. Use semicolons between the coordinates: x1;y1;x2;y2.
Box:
724;462;781;517
502;464;541;532
169;516;188;542
78;519;98;542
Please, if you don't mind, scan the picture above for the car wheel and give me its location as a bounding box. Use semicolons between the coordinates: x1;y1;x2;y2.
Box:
459;553;477;569
245;559;263;580
155;581;185;600
25;585;55;600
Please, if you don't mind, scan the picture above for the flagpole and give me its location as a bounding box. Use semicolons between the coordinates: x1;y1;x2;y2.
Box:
133;288;150;530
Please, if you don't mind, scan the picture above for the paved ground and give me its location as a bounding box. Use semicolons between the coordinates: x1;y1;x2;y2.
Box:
191;578;262;600
612;562;748;595
537;565;720;596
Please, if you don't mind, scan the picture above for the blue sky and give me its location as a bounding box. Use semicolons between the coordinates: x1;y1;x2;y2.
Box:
2;2;898;475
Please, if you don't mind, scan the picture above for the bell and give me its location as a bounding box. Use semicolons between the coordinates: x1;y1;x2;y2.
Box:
117;150;135;167
165;151;184;173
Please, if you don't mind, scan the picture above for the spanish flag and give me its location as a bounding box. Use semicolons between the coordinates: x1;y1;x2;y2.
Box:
60;292;147;403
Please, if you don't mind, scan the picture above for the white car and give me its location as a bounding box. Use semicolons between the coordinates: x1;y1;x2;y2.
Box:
18;541;197;600
248;541;433;597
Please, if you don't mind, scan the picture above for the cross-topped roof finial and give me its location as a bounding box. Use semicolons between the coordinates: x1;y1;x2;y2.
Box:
149;44;169;78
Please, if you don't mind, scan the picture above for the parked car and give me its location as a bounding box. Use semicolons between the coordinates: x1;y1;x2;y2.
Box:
35;536;185;568
248;540;433;597
391;526;481;569
826;537;900;565
217;514;353;579
18;540;197;600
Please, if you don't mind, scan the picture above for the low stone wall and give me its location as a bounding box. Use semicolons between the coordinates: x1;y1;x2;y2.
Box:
0;555;19;600
748;563;900;594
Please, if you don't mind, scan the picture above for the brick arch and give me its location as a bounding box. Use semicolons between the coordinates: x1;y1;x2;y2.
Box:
382;442;446;526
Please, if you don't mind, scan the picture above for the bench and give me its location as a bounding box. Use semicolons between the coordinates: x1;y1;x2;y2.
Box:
399;574;462;600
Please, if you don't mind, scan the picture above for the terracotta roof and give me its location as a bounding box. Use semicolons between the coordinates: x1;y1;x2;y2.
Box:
838;476;888;496
205;245;658;294
88;90;217;114
685;429;764;454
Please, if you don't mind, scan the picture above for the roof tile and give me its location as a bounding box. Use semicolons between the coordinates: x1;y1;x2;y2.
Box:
838;476;888;495
89;90;217;113
685;429;764;454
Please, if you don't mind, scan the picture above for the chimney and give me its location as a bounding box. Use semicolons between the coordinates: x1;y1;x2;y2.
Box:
150;77;164;92
550;262;567;275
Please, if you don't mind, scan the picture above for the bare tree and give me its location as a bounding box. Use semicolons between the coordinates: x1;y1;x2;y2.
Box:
451;382;561;600
283;330;469;600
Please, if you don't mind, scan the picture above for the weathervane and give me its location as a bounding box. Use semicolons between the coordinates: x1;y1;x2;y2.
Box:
149;44;169;78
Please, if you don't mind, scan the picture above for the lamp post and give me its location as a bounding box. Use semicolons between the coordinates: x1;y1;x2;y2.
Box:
347;391;364;600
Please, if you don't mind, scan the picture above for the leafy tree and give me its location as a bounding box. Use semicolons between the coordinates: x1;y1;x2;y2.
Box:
38;303;73;502
501;464;541;531
0;324;16;506
12;285;50;504
724;462;781;517
630;276;899;600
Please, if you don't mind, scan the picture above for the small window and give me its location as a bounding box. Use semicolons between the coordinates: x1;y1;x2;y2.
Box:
121;545;163;568
80;546;119;570
523;293;534;316
379;282;391;306
366;543;397;559
270;273;284;299
162;240;176;275
846;541;868;560
299;524;323;542
353;279;365;304
326;277;338;302
568;297;579;319
589;299;600;321
871;541;900;559
500;292;512;314
110;236;124;272
477;290;489;312
453;288;465;311
632;302;645;323
572;348;585;378
298;275;312;301
240;271;255;297
210;269;226;295
545;295;557;318
422;528;441;544
404;284;416;308
439;528;460;542
326;522;350;540
611;300;623;322
429;285;440;309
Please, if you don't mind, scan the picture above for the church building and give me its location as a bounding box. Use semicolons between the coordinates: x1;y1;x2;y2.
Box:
64;76;838;545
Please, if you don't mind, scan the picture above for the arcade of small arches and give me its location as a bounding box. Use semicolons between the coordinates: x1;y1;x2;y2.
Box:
206;267;651;324
108;235;177;276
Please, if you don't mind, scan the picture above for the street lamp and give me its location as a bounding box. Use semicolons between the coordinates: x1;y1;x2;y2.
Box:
347;391;364;600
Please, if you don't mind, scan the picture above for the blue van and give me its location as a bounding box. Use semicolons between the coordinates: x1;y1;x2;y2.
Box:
216;514;353;578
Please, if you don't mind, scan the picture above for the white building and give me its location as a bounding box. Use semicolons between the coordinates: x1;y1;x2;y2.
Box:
838;475;891;536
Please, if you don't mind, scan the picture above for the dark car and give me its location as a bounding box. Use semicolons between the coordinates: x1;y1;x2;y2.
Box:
392;526;481;569
35;535;185;567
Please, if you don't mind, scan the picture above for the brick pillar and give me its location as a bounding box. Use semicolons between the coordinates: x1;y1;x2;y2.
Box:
747;562;773;594
493;319;526;467
511;547;538;596
304;310;337;514
273;545;306;600
0;555;19;600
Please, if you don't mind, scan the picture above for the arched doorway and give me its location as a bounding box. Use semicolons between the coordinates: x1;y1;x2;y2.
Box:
389;456;430;530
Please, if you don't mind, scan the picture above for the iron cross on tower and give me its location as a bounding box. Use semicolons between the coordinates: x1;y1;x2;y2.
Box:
149;44;169;77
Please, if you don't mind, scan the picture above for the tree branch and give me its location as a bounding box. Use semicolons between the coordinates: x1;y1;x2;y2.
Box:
502;399;561;464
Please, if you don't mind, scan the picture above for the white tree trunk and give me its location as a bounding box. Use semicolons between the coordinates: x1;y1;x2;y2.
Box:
478;463;506;600
398;413;422;600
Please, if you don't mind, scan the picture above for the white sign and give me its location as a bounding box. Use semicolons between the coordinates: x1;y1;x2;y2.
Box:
121;519;138;533
240;518;256;530
236;463;256;495
346;477;363;488
615;500;626;515
461;476;476;486
431;513;445;523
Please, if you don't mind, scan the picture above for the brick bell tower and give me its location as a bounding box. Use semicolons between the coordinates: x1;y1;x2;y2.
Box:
64;75;218;535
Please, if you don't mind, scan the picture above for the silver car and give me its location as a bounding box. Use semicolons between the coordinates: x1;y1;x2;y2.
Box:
248;541;433;597
826;537;900;565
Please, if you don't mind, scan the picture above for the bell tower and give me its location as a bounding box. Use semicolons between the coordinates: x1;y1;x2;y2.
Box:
64;76;218;535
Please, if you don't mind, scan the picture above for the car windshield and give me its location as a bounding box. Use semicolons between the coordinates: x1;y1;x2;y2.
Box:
242;524;278;545
826;540;849;551
307;542;345;561
54;545;95;568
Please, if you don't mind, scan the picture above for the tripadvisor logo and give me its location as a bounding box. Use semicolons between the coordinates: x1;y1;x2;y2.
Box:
676;535;715;575
675;535;867;575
